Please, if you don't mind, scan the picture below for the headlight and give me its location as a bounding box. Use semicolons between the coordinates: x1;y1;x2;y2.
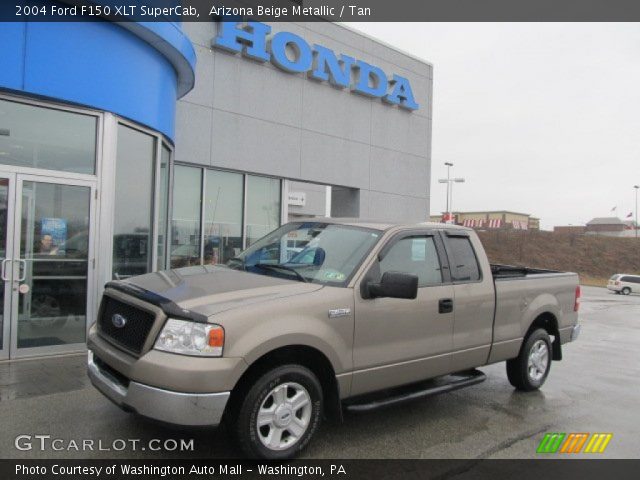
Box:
154;319;224;357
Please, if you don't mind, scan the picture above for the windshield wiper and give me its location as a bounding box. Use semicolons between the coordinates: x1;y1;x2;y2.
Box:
253;264;308;283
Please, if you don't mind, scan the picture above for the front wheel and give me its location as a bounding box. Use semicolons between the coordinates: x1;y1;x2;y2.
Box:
506;329;552;391
622;287;631;295
231;365;323;459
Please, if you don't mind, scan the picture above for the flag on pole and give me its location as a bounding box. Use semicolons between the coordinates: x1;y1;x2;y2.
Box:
611;206;617;212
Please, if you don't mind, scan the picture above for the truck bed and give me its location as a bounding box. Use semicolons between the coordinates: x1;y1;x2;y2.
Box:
487;264;579;364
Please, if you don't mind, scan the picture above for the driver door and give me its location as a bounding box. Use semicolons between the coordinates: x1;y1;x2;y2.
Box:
351;230;455;396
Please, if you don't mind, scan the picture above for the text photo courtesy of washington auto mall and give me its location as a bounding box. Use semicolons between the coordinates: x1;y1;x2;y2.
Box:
0;1;639;479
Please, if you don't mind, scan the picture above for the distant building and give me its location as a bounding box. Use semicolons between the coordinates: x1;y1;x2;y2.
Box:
554;225;587;235
585;217;638;237
429;211;540;230
586;217;626;233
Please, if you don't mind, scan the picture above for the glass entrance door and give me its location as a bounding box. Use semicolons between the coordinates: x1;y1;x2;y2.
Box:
0;173;95;359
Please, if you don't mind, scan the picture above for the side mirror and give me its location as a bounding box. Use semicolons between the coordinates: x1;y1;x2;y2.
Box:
367;271;418;300
313;247;326;266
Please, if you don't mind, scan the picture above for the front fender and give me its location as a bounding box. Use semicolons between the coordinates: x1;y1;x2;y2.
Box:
215;286;355;376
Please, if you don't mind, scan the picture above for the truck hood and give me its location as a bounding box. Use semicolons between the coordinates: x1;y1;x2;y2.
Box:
116;265;323;318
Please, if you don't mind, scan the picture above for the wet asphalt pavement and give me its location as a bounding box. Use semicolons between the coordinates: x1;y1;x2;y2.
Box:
0;286;638;459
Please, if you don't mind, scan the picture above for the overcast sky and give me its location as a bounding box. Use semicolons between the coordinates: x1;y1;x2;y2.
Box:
347;23;640;230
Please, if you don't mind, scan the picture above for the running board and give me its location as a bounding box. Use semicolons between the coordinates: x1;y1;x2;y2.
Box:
344;369;486;413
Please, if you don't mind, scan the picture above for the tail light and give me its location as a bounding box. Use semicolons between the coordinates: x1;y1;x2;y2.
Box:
574;285;581;312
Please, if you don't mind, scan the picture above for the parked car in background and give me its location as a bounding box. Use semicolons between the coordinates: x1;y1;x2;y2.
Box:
607;274;640;295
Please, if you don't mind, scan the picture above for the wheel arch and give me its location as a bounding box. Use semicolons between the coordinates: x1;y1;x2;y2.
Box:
225;344;343;423
525;312;562;361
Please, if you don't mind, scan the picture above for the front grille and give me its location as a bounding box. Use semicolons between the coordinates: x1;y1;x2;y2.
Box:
98;296;156;355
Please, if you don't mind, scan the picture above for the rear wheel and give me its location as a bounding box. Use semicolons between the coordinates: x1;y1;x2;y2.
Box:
622;287;631;295
506;329;552;391
230;365;323;459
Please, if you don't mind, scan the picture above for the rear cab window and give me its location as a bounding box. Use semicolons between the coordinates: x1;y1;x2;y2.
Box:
444;234;481;282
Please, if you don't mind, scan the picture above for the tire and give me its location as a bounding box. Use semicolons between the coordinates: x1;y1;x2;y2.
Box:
231;365;323;459
506;328;552;391
622;287;631;295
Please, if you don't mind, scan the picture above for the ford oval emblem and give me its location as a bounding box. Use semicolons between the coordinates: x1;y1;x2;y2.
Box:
111;313;127;329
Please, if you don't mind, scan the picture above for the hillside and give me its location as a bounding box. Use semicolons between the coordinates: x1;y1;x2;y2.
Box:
476;230;640;285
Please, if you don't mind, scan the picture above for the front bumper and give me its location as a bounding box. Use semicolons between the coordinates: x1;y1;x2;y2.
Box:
88;350;230;426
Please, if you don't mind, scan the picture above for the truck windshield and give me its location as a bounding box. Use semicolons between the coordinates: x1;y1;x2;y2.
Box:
226;222;381;286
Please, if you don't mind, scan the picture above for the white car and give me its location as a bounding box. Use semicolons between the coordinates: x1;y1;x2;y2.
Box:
607;274;640;295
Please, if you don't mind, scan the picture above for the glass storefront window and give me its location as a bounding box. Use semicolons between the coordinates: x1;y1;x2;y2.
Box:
245;175;281;246
0;99;96;174
203;170;243;265
112;125;155;279
166;166;282;270
170;166;202;268
156;145;171;271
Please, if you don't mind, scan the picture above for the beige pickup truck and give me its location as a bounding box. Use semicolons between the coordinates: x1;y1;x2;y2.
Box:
87;219;581;459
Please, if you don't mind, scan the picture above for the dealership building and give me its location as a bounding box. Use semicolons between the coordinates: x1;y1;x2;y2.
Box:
0;18;432;359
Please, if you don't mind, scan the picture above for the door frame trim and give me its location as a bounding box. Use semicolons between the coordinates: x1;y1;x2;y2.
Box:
0;171;16;360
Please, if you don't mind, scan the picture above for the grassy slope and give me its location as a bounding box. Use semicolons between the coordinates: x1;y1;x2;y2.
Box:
476;230;640;287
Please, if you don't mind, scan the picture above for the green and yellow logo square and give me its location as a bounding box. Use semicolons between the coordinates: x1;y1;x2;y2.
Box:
537;432;613;454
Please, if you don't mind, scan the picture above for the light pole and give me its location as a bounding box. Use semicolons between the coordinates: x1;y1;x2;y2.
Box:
438;162;465;224
634;185;639;239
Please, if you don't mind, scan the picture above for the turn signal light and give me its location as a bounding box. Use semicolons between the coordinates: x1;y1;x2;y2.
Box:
208;326;225;348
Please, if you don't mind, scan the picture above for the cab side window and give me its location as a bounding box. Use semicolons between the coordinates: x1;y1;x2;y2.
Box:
447;236;481;282
379;236;442;286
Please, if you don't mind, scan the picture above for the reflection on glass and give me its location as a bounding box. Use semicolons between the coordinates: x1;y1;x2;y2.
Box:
229;222;380;286
156;146;171;271
17;182;90;349
0;99;96;174
0;178;7;352
245;176;280;246
112;125;155;279
170;166;202;268
203;170;243;265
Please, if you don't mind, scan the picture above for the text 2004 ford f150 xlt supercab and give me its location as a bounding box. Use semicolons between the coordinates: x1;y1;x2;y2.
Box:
87;219;581;459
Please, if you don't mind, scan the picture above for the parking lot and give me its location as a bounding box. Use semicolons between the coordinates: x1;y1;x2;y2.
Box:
0;286;638;459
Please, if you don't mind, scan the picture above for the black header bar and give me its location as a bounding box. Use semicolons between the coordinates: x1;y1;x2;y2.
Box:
5;0;640;22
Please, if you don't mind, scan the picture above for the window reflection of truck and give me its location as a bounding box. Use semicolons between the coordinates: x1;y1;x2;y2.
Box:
112;234;149;278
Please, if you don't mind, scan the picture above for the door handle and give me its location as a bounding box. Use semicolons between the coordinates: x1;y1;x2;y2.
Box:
439;298;454;314
1;258;10;281
17;259;27;282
